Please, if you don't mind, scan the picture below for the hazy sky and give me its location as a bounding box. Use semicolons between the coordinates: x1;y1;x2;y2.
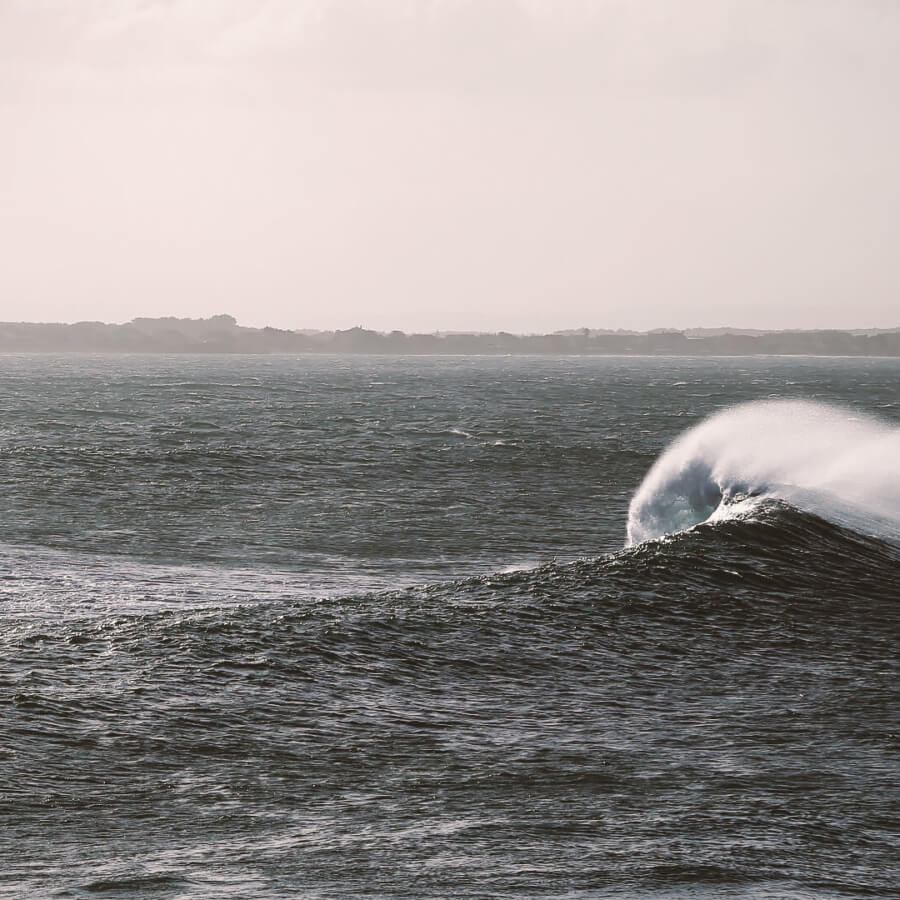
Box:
2;1;899;332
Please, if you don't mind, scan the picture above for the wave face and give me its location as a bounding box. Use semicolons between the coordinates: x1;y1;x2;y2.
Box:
627;400;900;545
4;506;899;898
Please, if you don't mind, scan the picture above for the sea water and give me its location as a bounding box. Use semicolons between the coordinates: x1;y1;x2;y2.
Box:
1;354;897;898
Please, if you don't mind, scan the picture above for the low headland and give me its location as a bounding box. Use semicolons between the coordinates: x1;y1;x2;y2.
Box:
2;315;899;356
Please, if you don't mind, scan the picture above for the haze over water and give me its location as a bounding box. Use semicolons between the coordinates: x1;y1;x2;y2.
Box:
3;1;900;332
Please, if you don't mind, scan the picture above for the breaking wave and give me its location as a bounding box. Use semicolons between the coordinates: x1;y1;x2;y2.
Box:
626;400;900;546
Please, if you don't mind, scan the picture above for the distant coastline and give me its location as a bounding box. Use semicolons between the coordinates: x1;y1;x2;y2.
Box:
2;315;899;356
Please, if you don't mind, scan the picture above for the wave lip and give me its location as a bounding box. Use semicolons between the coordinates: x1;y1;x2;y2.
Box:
626;400;900;546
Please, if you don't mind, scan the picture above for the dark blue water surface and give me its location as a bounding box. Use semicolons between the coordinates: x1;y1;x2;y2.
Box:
1;354;897;898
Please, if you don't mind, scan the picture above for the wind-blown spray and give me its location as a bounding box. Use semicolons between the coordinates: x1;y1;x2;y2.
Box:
627;400;900;546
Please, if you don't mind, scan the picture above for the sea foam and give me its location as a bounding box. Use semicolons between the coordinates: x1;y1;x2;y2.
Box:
626;400;900;545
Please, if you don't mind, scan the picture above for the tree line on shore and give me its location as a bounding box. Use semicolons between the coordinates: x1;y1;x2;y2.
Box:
1;314;898;356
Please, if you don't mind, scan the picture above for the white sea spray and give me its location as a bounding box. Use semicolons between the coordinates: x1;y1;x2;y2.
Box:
627;400;900;545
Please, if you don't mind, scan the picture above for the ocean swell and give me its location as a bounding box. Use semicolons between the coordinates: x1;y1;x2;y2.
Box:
626;400;900;546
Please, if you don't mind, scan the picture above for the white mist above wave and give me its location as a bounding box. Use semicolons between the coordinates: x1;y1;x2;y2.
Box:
627;400;900;546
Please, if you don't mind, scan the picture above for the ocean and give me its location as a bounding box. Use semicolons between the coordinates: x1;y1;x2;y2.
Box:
1;354;897;898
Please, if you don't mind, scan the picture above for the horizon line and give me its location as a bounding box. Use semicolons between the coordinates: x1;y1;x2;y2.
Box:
3;315;899;336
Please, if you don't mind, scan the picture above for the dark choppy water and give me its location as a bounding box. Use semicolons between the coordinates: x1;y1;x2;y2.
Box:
1;354;898;898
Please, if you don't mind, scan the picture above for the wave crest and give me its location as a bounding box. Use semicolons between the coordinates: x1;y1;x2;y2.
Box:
626;400;900;545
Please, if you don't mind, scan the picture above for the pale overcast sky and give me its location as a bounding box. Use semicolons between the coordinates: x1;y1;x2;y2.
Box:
2;1;898;331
